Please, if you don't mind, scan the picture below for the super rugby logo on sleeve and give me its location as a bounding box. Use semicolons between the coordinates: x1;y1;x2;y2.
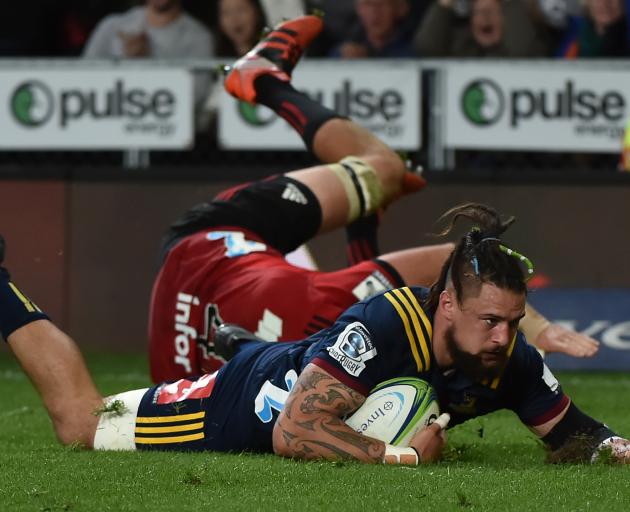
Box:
327;322;377;377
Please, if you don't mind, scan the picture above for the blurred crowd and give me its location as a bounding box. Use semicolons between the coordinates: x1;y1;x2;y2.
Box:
1;0;629;60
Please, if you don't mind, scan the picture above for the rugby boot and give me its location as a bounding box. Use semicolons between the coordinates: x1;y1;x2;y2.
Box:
213;323;265;361
224;14;324;104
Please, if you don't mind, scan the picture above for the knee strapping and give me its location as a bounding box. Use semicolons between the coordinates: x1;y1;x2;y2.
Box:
329;157;384;223
93;388;147;451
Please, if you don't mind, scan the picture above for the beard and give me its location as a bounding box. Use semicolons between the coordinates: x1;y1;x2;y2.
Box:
444;325;507;382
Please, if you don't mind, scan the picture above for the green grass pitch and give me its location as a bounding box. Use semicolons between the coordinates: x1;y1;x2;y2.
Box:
1;351;629;512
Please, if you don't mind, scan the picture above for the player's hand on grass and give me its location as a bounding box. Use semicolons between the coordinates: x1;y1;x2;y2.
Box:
535;323;599;358
410;413;449;463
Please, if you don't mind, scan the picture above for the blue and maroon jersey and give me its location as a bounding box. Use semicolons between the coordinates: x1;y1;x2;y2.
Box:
136;286;568;453
308;286;568;429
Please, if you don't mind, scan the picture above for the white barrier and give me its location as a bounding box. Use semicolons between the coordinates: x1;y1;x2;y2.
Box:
1;59;629;161
444;62;630;153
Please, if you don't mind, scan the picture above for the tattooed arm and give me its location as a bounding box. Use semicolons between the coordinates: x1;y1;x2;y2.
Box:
272;363;447;463
272;363;385;463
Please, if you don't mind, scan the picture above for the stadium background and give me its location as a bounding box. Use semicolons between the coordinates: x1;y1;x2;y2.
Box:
2;4;630;510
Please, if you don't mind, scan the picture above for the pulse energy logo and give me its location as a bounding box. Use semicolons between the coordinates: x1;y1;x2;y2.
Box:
460;77;626;139
9;79;177;136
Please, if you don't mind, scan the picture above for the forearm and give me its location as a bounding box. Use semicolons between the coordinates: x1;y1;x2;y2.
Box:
272;363;420;464
274;409;386;463
8;320;103;414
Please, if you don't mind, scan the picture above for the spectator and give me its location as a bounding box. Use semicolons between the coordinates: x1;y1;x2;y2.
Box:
414;0;550;57
332;0;416;58
82;0;213;59
216;0;267;57
558;0;630;57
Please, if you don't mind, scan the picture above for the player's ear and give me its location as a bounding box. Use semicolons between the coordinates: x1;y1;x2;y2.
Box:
439;289;455;320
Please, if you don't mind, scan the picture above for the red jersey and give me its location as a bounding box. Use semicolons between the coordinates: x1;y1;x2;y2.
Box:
148;226;399;382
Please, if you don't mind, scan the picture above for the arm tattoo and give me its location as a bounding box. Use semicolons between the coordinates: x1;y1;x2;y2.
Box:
298;369;332;391
300;388;345;414
274;364;385;463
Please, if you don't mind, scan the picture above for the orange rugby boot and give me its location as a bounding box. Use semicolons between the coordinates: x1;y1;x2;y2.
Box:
224;15;324;104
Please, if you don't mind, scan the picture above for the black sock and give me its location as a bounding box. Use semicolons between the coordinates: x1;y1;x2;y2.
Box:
345;214;380;266
254;75;341;154
0;267;49;341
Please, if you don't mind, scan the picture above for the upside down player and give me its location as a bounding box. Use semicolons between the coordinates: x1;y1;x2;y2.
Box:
149;14;597;384
1;202;628;465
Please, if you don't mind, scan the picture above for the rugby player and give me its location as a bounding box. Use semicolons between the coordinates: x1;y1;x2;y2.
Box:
1;202;628;465
149;14;597;383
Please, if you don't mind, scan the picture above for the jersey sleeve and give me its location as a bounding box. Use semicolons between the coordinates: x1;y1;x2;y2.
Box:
504;335;570;428
309;287;432;396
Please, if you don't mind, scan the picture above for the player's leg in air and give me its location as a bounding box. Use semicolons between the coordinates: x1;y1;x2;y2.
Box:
223;14;425;234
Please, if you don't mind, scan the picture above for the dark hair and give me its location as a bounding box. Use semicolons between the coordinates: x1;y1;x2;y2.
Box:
424;203;528;313
215;0;267;58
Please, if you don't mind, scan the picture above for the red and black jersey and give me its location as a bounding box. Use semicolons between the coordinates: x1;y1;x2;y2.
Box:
149;226;401;382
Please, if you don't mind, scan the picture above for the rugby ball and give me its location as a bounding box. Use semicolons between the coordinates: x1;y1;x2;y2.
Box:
345;377;440;446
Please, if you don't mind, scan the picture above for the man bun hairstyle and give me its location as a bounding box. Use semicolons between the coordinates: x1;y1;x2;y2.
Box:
425;203;531;312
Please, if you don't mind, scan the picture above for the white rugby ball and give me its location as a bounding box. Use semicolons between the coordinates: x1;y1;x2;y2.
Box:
345;377;440;446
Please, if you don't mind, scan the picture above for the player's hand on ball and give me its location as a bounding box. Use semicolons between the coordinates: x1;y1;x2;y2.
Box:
536;324;599;358
410;413;450;463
